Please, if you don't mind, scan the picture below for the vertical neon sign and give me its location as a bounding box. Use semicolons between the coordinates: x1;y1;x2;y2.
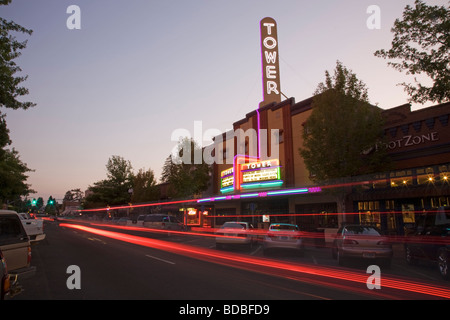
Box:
260;17;281;106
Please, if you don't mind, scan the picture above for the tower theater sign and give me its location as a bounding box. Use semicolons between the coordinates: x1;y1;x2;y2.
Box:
260;17;281;105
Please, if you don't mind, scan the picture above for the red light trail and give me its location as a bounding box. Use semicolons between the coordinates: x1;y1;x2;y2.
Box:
60;218;450;247
59;222;450;299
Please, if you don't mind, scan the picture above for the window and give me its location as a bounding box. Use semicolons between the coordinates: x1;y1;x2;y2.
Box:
357;201;380;227
385;200;395;210
344;226;381;236
431;197;450;208
277;129;284;144
302;122;311;135
390;170;412;187
0;215;28;245
417;167;435;185
373;173;388;189
439;165;449;182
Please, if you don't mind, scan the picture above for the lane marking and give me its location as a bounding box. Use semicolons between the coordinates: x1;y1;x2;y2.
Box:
145;254;176;265
87;237;107;244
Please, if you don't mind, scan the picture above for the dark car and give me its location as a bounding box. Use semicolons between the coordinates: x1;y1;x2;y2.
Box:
404;207;450;280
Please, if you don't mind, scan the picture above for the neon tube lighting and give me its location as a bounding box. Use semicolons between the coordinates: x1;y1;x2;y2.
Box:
79;186;321;212
220;186;234;194
196;186;319;204
241;180;283;189
267;188;308;196
240;193;260;198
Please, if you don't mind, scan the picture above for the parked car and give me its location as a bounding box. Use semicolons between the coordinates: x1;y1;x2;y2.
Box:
0;249;9;300
17;212;45;242
404;206;450;280
115;217;129;225
143;214;183;231
263;223;304;255
215;221;256;249
0;210;36;297
331;224;393;266
135;214;146;226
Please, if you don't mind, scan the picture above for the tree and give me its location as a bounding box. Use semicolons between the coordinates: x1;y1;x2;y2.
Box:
0;147;34;203
300;61;389;182
46;195;55;206
0;0;36;110
161;137;210;198
299;61;390;215
45;196;56;214
85;156;134;207
36;196;43;209
63;188;84;202
0;0;35;206
374;0;449;104
131;168;159;203
0;113;34;204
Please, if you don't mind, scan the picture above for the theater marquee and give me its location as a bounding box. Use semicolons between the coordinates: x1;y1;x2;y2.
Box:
220;158;282;193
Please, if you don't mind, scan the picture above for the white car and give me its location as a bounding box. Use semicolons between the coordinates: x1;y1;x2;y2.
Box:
215;221;256;249
17;213;46;242
143;214;184;231
263;223;304;255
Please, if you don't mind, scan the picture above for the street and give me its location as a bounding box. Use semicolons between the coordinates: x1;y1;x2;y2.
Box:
10;219;450;304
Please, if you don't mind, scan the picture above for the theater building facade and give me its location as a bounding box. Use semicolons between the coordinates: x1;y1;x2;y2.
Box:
202;97;450;236
179;17;449;236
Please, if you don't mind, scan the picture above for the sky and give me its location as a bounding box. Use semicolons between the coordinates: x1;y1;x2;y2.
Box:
1;0;446;202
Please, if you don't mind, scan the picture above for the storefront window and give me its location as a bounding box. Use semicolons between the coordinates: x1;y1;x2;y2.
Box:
401;204;415;223
317;211;338;228
373;173;387;189
439;165;449;183
185;208;199;226
385;200;396;231
390;170;413;187
417;167;435;185
431;197;450;208
358;201;380;228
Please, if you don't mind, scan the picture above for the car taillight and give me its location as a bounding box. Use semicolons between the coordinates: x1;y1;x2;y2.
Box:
1;256;9;297
27;246;31;266
343;239;358;245
3;274;10;296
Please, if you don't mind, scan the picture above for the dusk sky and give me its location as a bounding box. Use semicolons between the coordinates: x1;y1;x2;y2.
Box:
2;0;445;202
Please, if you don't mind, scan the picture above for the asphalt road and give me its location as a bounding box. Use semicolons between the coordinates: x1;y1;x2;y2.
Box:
11;219;450;305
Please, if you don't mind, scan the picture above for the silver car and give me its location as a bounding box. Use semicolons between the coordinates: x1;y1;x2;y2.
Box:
263;223;304;255
331;225;393;266
143;214;183;231
215;221;256;249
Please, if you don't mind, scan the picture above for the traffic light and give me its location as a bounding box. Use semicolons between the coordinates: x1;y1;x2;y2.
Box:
32;198;37;206
49;199;54;205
